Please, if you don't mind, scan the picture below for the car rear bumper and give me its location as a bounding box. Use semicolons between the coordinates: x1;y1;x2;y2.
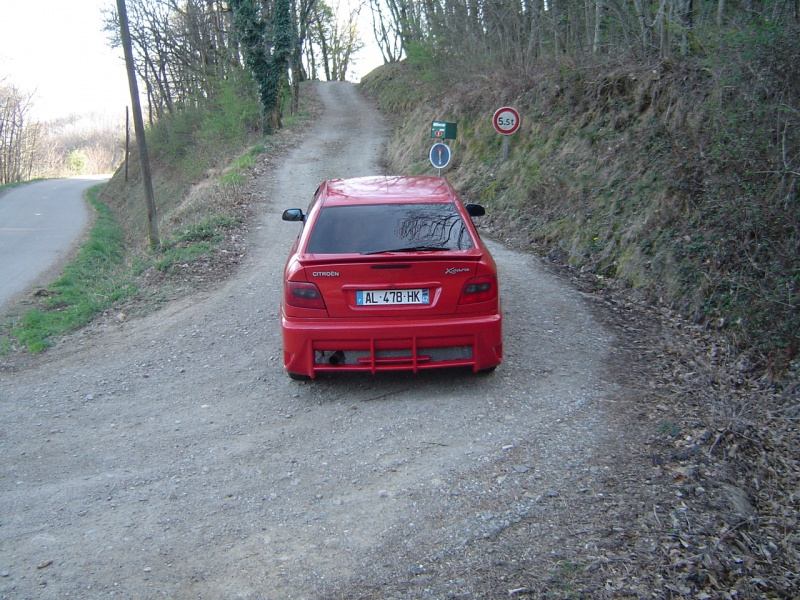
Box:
282;313;503;379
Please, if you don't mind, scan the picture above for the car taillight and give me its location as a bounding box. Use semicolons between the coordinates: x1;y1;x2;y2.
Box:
285;281;326;310
459;275;498;304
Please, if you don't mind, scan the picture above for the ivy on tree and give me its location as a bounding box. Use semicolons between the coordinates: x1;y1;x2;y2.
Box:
229;0;294;134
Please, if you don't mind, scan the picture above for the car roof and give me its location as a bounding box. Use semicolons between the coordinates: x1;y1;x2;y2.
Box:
321;176;458;207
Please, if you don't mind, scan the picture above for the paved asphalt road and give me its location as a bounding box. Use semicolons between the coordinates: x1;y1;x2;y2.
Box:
0;177;105;310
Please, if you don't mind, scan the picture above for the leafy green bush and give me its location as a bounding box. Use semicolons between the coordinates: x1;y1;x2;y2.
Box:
200;73;261;146
145;69;261;178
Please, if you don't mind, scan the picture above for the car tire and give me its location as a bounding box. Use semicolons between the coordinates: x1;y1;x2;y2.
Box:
476;366;497;375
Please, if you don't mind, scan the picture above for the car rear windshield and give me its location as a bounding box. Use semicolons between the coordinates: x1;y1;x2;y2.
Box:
305;203;475;254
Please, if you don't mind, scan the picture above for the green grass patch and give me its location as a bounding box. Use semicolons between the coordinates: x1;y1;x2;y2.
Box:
219;172;247;186
155;214;240;273
176;214;237;243
155;241;214;273
219;145;264;187
658;422;682;438
0;178;45;192
542;560;587;598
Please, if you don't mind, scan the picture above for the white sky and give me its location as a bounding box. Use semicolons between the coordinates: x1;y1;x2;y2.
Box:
0;0;129;121
0;0;383;123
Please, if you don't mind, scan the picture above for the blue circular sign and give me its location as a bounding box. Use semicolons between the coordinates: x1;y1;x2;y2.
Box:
429;142;451;169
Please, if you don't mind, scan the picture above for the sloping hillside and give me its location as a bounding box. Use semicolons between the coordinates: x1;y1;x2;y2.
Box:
358;33;800;598
361;27;799;378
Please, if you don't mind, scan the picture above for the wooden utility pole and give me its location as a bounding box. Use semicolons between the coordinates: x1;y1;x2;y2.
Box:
124;106;130;182
117;0;160;249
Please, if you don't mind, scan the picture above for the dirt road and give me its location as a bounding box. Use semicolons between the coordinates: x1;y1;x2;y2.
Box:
1;82;639;599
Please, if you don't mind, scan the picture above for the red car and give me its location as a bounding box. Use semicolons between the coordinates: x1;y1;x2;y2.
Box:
280;175;503;380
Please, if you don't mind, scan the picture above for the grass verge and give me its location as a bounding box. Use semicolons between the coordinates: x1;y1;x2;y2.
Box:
0;188;246;355
2;185;137;353
0;179;45;193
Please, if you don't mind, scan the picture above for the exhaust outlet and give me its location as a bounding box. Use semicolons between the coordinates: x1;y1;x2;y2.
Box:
328;351;345;366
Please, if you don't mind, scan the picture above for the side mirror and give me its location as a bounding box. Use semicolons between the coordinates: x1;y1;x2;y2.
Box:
465;203;486;217
282;208;304;222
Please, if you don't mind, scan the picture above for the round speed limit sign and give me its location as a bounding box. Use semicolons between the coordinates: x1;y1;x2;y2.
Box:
492;106;521;135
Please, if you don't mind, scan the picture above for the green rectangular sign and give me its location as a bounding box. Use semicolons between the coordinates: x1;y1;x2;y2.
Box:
430;121;457;140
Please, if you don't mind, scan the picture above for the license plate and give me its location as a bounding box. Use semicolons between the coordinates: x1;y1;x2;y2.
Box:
356;289;429;306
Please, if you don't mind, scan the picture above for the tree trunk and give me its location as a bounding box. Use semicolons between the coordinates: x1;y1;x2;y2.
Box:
552;0;564;54
631;0;653;54
656;0;669;59
290;0;315;116
680;0;693;56
593;0;605;54
229;0;271;131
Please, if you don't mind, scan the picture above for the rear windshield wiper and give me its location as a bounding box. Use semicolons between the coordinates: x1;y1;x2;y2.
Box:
361;245;450;255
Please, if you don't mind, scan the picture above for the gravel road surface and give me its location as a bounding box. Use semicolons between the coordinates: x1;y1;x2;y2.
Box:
1;83;634;599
